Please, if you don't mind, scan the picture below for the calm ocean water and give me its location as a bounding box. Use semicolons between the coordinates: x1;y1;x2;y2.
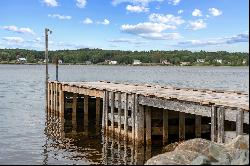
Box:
0;64;249;165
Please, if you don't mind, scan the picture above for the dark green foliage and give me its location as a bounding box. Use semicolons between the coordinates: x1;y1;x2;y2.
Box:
0;48;248;66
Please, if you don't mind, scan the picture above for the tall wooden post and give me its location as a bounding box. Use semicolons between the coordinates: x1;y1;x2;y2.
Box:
236;108;244;136
110;92;115;136
211;105;217;142
195;115;202;138
59;84;64;118
45;28;52;109
117;92;122;137
179;112;185;141
146;106;151;145
96;97;101;132
163;110;168;145
217;106;225;143
84;95;89;132
124;93;128;141
135;95;145;146
72;93;77;133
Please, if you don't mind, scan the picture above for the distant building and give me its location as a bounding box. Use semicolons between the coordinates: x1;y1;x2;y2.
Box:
110;61;118;65
215;59;223;64
161;60;172;65
180;62;190;66
197;59;205;63
133;60;142;65
58;59;63;64
242;60;247;64
17;57;27;64
85;61;92;65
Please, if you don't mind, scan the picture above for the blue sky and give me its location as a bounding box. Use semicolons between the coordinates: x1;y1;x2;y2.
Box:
0;0;249;52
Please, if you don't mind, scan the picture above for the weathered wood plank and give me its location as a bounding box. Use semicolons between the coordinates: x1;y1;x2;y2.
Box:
72;93;77;133
236;108;243;136
179;112;185;141
84;95;89;132
146;106;151;145
117;92;122;137
163;110;168;145
124;93;128;141
217;106;225;143
195;115;202;138
211;105;217;142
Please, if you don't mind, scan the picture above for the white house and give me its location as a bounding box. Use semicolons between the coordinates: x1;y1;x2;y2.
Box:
17;57;27;63
197;59;205;63
215;59;223;64
161;60;171;65
133;60;142;65
180;62;190;66
58;59;63;64
110;61;117;65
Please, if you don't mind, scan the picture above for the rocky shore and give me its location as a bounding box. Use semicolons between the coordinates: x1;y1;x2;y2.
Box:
145;135;249;165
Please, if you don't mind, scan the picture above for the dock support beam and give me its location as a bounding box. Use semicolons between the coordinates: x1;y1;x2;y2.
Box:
110;92;115;136
131;94;136;143
211;105;217;142
179;112;185;141
135;95;144;146
59;84;64;118
146;106;151;145
72;93;77;133
117;92;122;138
124;93;128;141
102;91;107;130
96;97;101;130
195;115;202;138
47;82;51;111
84;95;89;132
105;91;109;133
163;110;168;145
217;106;225;143
236;108;244;136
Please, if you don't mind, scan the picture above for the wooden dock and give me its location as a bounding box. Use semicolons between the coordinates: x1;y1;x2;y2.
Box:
47;81;249;146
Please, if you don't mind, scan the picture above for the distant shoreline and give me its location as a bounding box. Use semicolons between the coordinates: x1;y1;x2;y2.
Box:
0;62;249;67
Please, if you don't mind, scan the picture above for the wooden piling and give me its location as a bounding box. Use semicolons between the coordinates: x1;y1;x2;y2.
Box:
110;92;115;135
59;84;64;118
96;97;101;130
217;106;225;143
131;94;136;143
102;91;106;130
117;92;122;137
135;103;145;146
47;82;51;111
163;110;168;145
105;91;109;132
146;106;151;145
211;105;217;142
179;112;185;141
236;108;244;136
195;115;202;138
72;93;77;133
84;95;89;132
124;93;128;141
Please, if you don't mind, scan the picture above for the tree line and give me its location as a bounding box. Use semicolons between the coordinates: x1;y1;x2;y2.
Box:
0;48;249;66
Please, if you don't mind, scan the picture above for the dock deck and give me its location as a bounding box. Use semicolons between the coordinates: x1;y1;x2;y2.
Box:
47;81;249;146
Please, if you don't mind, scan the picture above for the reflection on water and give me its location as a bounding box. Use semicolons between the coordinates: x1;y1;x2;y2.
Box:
0;65;248;165
43;110;159;165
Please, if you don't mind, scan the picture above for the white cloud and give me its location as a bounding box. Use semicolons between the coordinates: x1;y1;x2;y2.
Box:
97;19;110;25
208;8;222;16
178;10;183;14
1;25;35;35
2;37;24;43
43;0;58;7
48;14;72;20
168;0;181;6
187;19;207;30
177;32;249;47
82;17;93;24
139;32;182;40
192;9;202;17
108;38;148;45
76;0;87;8
149;13;185;25
112;0;164;6
121;22;176;34
126;5;149;13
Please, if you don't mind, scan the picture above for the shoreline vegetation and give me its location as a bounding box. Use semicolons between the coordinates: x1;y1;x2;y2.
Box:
0;48;249;66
